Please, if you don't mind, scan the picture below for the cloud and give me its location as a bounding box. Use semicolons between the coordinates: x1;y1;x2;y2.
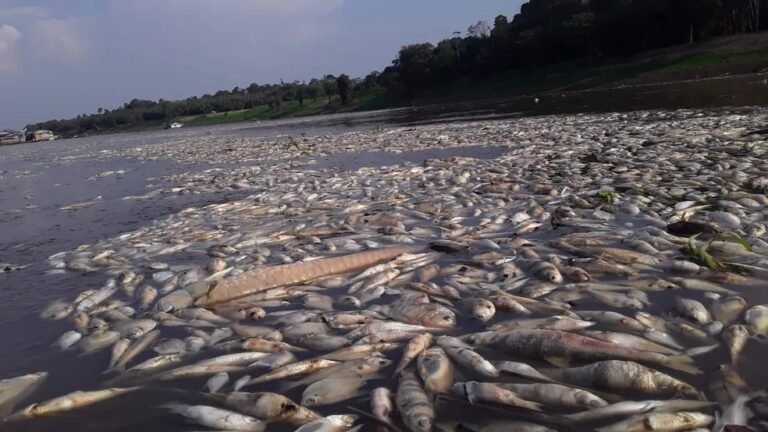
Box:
116;0;344;17
0;6;50;21
0;24;20;72
30;18;87;63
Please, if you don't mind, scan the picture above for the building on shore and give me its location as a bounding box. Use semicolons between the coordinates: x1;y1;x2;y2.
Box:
0;129;26;145
30;130;55;141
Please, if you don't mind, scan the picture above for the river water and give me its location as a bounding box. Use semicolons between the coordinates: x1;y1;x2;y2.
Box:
1;74;768;431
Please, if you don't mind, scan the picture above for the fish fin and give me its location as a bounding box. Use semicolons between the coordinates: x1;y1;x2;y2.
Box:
544;356;570;368
526;401;544;412
159;402;186;415
277;380;304;392
664;355;703;374
686;343;720;357
346;406;403;432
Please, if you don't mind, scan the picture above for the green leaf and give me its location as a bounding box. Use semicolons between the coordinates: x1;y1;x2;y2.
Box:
598;191;616;205
714;233;752;252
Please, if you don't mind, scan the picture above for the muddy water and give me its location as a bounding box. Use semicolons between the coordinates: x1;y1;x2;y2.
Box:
1;76;768;431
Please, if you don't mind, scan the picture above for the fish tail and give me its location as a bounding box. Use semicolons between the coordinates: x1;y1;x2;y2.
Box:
159;402;186;415
523;400;544;412
664;355;702;374
277;380;302;392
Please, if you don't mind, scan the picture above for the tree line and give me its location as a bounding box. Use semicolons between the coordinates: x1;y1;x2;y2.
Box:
28;0;767;136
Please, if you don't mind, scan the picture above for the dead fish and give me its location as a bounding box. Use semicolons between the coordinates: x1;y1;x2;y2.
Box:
489;316;594;332
710;296;748;325
105;338;131;372
247;359;340;386
395;333;433;375
498;383;607;409
387;301;457;328
112;330;162;372
137;285;158;310
583;330;680;355
596;411;713;432
545;360;702;399
40;300;74;320
296;335;351;351
466;330;700;374
217;392;321;425
675;297;713;325
417;346;454;394
745;305;768;338
8;387;138;419
53;331;82;351
576;310;647;333
452;381;542;412
494;361;557;383
231;324;282;341
302;375;367;407
79;330;121;354
163;403;265;431
233;375;251;392
565;400;716;423
294;414;359;432
345;322;447;341
204;372;230;393
371;387;394;424
319;343;400;361
722;325;749;365
198;246;425;305
0;372;48;417
443;347;499;378
461;299;496;322
397;370;435;432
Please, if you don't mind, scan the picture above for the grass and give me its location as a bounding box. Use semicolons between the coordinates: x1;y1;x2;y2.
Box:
176;90;390;127
658;47;768;72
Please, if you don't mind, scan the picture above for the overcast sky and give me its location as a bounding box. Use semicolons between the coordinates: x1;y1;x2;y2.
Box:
0;0;523;128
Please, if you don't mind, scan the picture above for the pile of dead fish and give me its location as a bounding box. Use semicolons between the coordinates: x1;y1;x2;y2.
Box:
3;107;768;431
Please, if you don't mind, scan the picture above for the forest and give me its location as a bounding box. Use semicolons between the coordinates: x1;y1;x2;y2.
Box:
28;0;768;136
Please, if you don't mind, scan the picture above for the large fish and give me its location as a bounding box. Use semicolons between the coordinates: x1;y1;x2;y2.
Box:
0;372;48;417
197;246;425;305
465;330;700;374
396;370;434;432
8;387;138;419
545;360;702;399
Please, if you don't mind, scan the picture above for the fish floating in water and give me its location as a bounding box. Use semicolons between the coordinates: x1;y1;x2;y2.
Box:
5;108;768;431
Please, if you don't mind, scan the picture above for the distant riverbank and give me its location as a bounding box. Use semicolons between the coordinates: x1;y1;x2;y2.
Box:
151;36;768;132
20;33;768;140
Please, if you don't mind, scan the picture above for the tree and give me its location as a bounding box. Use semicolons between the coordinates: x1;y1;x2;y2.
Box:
336;74;352;105
297;85;306;106
467;21;492;38
321;74;336;104
748;0;761;31
97;107;103;114
397;43;435;96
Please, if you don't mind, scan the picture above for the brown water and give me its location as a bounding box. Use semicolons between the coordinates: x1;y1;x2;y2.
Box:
1;74;768;431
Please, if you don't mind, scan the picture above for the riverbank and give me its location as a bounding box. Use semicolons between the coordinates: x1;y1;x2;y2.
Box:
170;34;768;129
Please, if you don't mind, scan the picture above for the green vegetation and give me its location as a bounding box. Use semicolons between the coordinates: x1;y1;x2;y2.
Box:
658;47;768;71
27;0;768;137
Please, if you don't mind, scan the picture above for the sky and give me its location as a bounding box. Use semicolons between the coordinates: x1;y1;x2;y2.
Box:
0;0;523;128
